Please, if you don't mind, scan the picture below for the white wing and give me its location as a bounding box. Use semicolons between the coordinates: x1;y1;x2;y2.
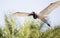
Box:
11;12;31;17
40;1;60;16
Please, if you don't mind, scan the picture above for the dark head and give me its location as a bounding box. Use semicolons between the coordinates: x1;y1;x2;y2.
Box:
28;12;38;19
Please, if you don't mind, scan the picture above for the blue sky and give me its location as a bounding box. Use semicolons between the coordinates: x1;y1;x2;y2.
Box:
0;0;60;28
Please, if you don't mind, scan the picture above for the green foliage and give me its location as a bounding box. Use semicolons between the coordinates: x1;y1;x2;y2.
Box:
0;15;60;38
40;26;60;38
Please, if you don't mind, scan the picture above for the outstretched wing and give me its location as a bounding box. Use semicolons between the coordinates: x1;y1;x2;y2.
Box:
11;12;31;17
40;1;60;15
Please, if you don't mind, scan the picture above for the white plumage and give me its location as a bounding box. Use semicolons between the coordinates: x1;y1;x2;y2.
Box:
11;1;60;27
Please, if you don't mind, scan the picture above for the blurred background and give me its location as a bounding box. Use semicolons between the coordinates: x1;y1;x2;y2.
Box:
0;0;60;29
0;0;60;38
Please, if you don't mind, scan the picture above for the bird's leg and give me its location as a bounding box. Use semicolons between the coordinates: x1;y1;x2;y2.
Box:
43;19;50;27
28;12;38;19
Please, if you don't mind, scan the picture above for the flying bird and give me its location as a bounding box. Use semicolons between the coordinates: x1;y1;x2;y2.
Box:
11;1;60;27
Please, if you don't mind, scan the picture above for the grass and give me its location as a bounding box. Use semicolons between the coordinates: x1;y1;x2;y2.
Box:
0;15;60;38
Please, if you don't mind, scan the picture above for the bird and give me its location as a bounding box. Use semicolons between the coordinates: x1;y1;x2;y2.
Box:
11;1;60;27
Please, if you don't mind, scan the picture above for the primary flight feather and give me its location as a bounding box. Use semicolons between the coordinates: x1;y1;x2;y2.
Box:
40;1;60;16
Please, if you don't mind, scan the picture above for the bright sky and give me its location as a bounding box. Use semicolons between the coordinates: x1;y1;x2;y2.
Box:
0;0;60;29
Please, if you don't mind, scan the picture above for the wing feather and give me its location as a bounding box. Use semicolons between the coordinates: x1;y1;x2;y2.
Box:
40;1;60;15
12;12;30;16
11;12;31;17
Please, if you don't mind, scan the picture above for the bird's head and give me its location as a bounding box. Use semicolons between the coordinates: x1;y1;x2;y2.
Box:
28;12;38;19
